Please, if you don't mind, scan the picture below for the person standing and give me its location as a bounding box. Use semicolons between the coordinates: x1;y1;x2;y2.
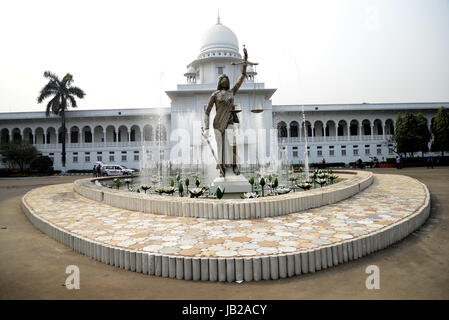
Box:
357;156;363;169
427;156;434;169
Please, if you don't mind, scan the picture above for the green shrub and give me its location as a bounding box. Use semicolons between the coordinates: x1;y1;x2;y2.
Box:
30;156;54;174
310;162;345;168
178;181;184;197
67;169;93;173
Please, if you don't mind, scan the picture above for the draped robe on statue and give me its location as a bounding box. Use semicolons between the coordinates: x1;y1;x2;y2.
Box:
204;69;246;176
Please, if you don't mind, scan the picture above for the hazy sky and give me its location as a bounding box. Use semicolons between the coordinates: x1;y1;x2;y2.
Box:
0;0;448;112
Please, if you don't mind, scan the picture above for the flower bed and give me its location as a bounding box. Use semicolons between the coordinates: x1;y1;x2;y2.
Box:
73;171;373;220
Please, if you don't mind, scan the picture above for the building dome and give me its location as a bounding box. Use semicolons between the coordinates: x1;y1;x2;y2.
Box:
199;21;240;57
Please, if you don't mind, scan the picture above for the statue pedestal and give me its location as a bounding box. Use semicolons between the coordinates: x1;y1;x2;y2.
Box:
210;170;251;199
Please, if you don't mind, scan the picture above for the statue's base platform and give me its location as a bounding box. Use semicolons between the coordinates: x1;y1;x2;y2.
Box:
210;170;251;199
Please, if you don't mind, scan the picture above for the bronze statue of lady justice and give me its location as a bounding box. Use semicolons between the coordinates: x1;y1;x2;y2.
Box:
203;46;257;177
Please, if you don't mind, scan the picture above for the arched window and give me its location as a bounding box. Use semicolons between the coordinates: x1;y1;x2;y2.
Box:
350;120;359;136
144;125;153;141
385;119;394;135
106;126;116;142
326;120;336;137
277;122;287;138
118;126;129;142
362;119;371;135
130;125;141;142
35;128;45;144
94;126;104;143
12;128;21;142
338;120;347;136
70;126;79;143
302;121;312;137
82;126;92;143
23;128;33;144
289;121;299;137
1;129;9;144
314;121;324;137
373;119;383;135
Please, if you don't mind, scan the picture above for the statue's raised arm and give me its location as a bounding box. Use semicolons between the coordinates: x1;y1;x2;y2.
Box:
232;46;248;95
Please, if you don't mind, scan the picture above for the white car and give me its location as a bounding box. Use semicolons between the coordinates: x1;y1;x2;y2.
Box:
101;164;135;176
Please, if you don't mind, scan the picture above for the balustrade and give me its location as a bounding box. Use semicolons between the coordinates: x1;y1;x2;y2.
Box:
277;134;387;144
34;140;167;150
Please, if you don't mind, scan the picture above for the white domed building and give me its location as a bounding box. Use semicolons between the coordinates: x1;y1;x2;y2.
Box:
166;18;276;169
0;19;448;171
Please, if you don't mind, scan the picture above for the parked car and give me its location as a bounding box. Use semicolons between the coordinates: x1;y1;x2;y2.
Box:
101;164;135;176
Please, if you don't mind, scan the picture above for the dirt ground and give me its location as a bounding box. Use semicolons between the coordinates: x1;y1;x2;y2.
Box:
0;168;448;300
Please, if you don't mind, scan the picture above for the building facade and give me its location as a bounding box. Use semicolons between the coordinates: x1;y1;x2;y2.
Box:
1;20;448;170
0;108;171;171
273;103;445;165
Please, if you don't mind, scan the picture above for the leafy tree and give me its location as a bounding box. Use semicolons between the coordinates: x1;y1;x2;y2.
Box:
416;112;431;156
0;142;38;172
37;71;85;167
392;113;406;156
392;112;431;157
431;107;449;156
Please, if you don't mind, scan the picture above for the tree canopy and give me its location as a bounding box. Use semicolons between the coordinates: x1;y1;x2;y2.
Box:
416;112;431;154
37;71;85;116
393;112;431;157
431;106;449;156
0;141;38;172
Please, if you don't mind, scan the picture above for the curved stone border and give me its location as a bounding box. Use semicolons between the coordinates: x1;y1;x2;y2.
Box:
73;170;373;220
21;176;430;282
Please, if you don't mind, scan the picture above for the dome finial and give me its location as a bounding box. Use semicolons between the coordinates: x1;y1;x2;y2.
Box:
217;9;221;24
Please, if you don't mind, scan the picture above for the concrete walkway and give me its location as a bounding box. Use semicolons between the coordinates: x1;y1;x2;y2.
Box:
23;174;427;259
1;168;448;299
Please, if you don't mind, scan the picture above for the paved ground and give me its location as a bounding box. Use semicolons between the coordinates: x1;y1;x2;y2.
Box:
22;175;426;259
1;168;448;299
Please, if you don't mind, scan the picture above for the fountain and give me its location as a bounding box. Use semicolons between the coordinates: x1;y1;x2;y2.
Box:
20;33;431;283
70;44;373;222
118;46;323;199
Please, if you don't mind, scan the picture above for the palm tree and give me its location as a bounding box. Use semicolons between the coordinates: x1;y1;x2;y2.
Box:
37;71;85;168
